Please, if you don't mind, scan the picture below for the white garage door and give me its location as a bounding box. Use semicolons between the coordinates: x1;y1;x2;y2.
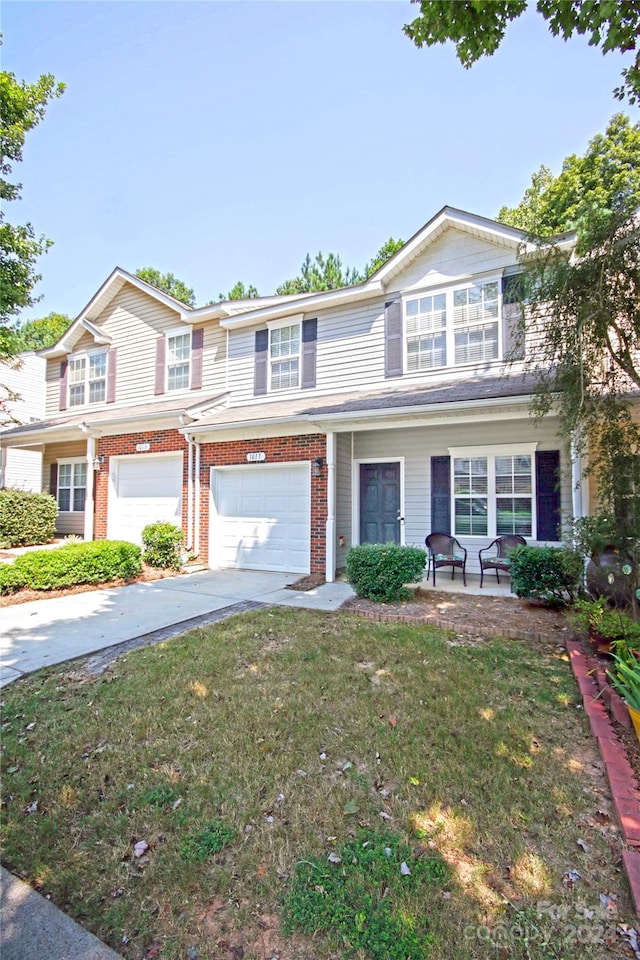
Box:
210;464;310;573
108;454;183;544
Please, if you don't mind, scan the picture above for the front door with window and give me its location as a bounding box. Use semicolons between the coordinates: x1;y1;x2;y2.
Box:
360;462;401;544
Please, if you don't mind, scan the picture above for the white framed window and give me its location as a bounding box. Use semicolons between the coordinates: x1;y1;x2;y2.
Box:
167;331;191;390
68;351;107;407
270;322;300;390
450;444;536;539
404;278;501;372
406;293;447;370
57;460;87;513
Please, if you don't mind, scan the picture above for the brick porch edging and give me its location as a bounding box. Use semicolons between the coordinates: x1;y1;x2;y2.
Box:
347;606;640;917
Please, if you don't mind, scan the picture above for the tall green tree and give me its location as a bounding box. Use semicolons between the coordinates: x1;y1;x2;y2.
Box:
276;251;362;296
135;267;196;307
12;311;72;350
219;281;259;301
0;55;64;360
498;114;640;235
362;237;405;278
404;1;640;104
505;123;640;571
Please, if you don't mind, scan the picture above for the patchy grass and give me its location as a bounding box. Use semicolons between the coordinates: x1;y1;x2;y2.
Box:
0;608;635;959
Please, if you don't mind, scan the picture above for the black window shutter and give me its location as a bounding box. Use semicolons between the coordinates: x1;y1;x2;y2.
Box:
49;462;58;498
384;299;403;378
535;450;561;541
502;274;525;361
301;318;317;389
431;455;451;535
254;329;269;396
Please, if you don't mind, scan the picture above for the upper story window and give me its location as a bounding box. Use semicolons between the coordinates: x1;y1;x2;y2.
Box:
403;279;500;372
167;332;191;390
68;351;107;407
270;323;300;390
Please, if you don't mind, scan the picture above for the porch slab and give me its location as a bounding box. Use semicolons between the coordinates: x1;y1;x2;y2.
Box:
416;573;514;598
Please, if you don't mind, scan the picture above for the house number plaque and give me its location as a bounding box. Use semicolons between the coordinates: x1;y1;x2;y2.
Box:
246;452;266;462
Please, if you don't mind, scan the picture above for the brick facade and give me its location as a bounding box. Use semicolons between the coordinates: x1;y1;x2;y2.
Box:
94;430;327;574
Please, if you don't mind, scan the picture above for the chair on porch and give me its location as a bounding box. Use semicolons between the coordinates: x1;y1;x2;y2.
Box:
478;534;527;588
425;533;467;587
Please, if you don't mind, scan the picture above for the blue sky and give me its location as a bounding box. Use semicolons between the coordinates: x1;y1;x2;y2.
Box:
4;0;638;319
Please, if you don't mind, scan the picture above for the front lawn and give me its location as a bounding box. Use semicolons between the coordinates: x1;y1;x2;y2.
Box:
0;608;634;959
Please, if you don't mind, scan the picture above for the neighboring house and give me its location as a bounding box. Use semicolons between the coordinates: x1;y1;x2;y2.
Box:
1;207;589;578
0;352;46;492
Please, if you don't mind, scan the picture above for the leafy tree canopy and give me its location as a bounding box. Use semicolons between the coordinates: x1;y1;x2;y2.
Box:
12;311;72;351
404;1;640;104
0;51;64;357
135;267;196;307
276;251;362;296
498;114;640;236
362;237;405;278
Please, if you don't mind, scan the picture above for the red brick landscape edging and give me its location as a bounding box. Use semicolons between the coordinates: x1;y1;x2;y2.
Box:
565;640;640;917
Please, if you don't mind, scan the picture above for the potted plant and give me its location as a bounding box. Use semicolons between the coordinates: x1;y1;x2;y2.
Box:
569;598;640;657
608;654;640;741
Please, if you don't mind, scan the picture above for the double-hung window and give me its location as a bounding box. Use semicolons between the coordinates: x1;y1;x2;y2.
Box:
451;445;535;538
403;278;501;372
57;461;87;513
68;351;107;407
270;323;300;390
406;293;447;370
453;280;499;365
167;332;191;390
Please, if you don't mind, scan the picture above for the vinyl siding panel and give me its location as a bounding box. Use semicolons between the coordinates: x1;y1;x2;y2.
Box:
388;228;516;294
335;431;353;564
0;353;45;491
43;440;87;536
351;417;569;573
44;284;226;416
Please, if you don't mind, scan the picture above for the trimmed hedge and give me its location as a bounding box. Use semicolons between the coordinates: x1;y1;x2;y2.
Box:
346;544;427;602
510;545;583;607
0;489;58;548
0;540;142;595
141;521;184;570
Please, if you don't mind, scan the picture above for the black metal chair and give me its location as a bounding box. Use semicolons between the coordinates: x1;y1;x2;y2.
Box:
425;533;467;587
478;534;527;588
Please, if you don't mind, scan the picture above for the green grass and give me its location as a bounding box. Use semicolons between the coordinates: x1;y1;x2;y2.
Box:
0;607;634;959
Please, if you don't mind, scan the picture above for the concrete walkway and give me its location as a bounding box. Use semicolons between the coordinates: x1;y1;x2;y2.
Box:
0;567;354;685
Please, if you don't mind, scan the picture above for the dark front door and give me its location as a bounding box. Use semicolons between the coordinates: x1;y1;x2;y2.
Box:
360;462;401;544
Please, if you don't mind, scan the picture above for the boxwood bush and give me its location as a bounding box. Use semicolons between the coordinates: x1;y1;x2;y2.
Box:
0;489;58;548
141;521;184;570
0;540;142;595
510;545;583;607
346;544;426;602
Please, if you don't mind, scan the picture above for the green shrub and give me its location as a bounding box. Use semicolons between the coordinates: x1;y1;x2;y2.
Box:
0;489;58;547
346;544;426;602
141;521;184;570
510;545;583;607
0;540;142;594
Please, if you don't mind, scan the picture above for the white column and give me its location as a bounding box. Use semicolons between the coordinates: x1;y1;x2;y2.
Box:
84;435;96;541
194;440;201;557
186;434;194;550
325;432;336;583
571;434;584;526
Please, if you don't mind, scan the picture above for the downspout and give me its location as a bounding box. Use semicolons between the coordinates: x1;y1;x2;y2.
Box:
194;439;201;558
185;433;194;550
325;432;336;582
84;433;96;541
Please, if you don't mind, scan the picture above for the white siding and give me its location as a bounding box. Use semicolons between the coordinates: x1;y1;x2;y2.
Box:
45;283;226;416
345;417;569;574
335;431;353;565
388;228;516;294
0;353;45;491
42;440;87;536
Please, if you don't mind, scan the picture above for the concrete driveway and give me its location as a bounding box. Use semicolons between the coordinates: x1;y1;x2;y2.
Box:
0;568;354;686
